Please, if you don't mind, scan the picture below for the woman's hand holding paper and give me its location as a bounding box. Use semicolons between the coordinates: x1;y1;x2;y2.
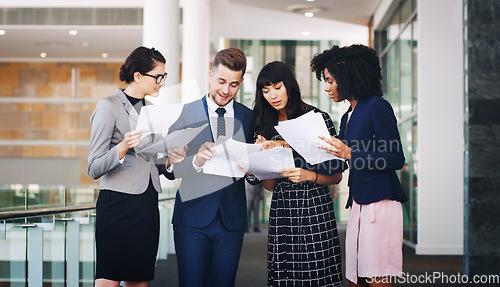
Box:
117;129;143;159
167;145;188;166
318;135;351;159
255;135;289;150
236;161;253;176
280;168;316;183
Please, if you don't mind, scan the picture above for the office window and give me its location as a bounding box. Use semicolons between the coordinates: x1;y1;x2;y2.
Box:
236;40;335;110
375;0;418;245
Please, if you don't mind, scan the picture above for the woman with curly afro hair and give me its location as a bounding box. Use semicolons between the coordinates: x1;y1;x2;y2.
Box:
311;44;408;287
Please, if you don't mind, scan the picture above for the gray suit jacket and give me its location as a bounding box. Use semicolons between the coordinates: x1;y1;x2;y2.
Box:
87;88;163;194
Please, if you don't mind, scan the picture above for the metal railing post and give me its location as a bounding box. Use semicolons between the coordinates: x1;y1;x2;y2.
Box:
27;226;43;287
66;220;80;286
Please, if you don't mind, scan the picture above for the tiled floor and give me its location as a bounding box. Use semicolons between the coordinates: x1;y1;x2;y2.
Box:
151;224;496;286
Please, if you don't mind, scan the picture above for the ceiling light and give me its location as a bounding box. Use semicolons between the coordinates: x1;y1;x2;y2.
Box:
306;0;315;2
101;53;109;58
0;30;5;36
304;12;314;17
302;31;310;36
286;5;325;15
69;30;78;36
40;52;47;58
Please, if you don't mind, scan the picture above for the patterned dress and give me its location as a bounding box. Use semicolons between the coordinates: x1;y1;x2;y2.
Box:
267;108;347;287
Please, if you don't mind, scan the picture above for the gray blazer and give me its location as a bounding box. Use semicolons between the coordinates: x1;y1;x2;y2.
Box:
87;88;163;194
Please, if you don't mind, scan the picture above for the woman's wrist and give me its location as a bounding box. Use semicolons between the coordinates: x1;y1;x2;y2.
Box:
312;171;318;183
116;141;128;160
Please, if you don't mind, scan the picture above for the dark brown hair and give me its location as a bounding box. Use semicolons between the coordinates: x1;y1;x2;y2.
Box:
212;48;247;77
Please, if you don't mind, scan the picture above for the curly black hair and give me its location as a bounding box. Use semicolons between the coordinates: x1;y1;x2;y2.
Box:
310;44;383;101
253;61;310;139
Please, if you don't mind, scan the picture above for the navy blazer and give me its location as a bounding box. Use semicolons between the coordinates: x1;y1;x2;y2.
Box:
338;95;408;208
168;96;253;231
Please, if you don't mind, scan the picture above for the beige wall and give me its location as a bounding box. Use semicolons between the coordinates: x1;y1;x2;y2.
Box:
0;62;125;187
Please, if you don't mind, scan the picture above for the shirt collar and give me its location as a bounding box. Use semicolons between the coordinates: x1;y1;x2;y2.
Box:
206;94;234;115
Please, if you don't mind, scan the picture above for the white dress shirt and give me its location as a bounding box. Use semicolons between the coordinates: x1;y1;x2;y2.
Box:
192;95;235;171
205;94;234;141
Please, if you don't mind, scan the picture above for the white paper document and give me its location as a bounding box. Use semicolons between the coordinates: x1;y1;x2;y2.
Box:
202;139;263;178
136;104;184;140
238;147;295;180
136;124;208;156
274;110;341;165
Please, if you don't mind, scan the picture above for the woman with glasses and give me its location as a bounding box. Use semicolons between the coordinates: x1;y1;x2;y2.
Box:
88;46;185;287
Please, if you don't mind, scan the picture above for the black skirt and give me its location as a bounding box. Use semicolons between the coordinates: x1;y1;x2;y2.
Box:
95;179;159;281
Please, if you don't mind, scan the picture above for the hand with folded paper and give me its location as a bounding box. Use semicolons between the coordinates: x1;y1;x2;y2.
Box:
279;167;317;183
167;145;188;166
318;135;352;159
255;134;289;150
194;142;216;168
202;139;263;178
237;146;295;180
274;110;341;165
136;124;208;157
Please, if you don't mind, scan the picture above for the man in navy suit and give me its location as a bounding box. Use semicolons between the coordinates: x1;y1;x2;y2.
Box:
167;48;254;287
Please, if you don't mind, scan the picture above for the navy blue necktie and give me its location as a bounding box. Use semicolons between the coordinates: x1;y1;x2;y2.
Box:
215;107;226;138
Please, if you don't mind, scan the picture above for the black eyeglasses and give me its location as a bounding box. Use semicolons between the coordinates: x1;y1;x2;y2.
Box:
140;72;168;84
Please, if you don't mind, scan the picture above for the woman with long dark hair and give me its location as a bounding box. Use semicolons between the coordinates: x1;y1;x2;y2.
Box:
254;61;346;287
312;44;407;287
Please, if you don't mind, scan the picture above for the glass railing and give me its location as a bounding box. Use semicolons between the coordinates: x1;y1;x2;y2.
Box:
0;187;176;287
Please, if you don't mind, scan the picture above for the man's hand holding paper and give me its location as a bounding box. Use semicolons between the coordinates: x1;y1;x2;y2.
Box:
202;139;263;178
194;142;216;168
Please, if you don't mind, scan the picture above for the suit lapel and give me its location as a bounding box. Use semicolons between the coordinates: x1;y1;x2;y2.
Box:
345;104;361;141
339;105;352;140
344;98;372;141
200;96;215;143
125;102;140;131
232;103;246;142
115;89;140;131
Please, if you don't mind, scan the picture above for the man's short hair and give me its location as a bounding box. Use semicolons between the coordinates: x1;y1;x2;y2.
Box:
212;48;247;77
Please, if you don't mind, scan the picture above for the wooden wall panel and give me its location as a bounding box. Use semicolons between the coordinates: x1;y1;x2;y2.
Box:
0;62;123;188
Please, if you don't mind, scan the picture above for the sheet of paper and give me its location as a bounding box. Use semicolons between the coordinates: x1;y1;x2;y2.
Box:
202;139;263;178
136;104;184;140
238;147;295;180
136;124;208;156
274;110;341;165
